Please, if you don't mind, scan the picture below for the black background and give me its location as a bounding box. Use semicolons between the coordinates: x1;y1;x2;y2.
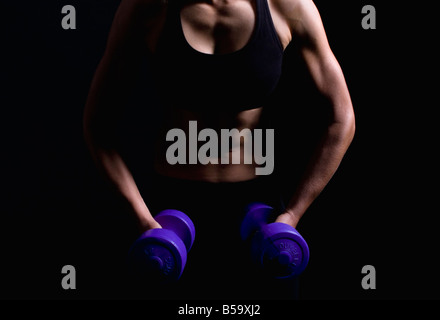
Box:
1;0;438;301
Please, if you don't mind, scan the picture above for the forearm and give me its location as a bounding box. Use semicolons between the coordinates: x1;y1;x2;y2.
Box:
88;144;156;229
276;115;355;227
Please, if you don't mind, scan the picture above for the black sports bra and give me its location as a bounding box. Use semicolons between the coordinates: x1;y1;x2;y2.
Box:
153;0;284;112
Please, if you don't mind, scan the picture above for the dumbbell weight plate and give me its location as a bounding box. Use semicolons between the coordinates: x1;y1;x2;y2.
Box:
127;209;195;282
252;223;310;279
128;228;187;282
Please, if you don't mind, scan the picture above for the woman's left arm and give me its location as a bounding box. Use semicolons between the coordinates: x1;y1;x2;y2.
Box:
273;0;356;228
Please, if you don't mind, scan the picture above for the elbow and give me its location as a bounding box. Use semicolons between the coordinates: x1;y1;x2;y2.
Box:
329;102;356;147
345;107;356;144
339;105;356;148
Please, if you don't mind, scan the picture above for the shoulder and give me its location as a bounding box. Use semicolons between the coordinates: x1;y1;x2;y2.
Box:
268;0;315;19
119;0;165;9
115;0;167;19
268;0;303;14
111;0;169;34
104;0;168;54
111;0;168;28
268;0;332;52
268;0;323;39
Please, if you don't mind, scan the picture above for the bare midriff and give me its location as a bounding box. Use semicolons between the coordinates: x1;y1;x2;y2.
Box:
154;107;265;183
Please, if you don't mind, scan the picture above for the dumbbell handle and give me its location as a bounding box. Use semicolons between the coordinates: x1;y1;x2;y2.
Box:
148;209;196;252
240;203;274;241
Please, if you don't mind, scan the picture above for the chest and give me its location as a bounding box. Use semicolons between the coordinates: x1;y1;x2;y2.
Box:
180;1;257;55
153;0;285;111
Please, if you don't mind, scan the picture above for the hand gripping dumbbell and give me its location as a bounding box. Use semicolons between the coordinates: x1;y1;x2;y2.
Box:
241;202;309;279
127;209;196;282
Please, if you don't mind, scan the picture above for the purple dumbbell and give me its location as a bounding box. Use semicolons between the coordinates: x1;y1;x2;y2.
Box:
241;202;310;279
127;209;196;282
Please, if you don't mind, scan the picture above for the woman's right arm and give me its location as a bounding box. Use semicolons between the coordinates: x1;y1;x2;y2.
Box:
83;0;165;232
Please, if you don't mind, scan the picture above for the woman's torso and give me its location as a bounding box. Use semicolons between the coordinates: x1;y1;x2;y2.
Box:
147;0;286;182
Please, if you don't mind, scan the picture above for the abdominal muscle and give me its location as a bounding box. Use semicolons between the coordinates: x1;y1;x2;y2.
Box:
154;107;265;183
